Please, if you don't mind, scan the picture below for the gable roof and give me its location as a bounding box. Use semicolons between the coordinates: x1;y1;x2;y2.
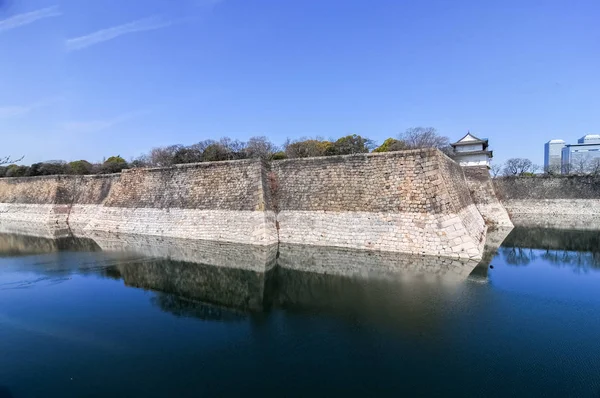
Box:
451;132;489;148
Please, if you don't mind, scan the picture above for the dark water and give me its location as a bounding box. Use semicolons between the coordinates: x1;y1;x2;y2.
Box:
1;229;600;398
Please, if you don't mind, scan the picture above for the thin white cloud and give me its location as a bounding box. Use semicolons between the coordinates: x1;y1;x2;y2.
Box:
64;111;147;133
0;98;60;118
66;16;171;52
0;6;61;33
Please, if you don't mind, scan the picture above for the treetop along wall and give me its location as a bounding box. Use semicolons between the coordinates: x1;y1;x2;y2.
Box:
0;150;487;259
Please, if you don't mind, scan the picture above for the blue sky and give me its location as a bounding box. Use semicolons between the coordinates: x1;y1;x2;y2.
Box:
1;0;598;165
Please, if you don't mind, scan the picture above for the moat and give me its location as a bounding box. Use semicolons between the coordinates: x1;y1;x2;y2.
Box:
1;228;599;397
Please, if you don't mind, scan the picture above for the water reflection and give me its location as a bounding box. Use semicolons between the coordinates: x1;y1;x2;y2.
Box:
0;231;496;320
88;232;278;273
0;233;101;257
500;228;600;269
116;257;275;313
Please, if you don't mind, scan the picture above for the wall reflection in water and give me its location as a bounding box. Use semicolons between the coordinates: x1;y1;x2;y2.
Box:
0;230;512;325
0;233;101;257
499;227;600;269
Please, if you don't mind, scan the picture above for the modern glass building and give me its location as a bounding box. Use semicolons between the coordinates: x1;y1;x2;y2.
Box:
544;139;566;173
556;135;600;174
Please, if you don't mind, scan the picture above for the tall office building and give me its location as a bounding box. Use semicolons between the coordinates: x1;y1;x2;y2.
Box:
561;135;600;173
544;139;566;173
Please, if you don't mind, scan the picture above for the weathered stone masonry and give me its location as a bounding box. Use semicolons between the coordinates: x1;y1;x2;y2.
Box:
494;176;600;230
0;174;118;238
271;149;485;258
462;166;513;228
0;150;487;259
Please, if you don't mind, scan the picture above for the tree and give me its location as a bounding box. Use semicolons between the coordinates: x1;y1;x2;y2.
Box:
101;156;128;173
373;138;408;153
130;155;150;169
503;158;536;176
590;158;600;176
490;163;502;178
149;145;183;167
271;151;287;160
399;127;449;149
218;137;246;159
568;153;600;175
172;147;203;164
189;140;217;153
69;160;94;175
25;161;69;176
5;164;28;177
284;139;335;158
332;134;373;155
245;136;278;160
544;164;562;175
0;155;24;166
202;143;232;162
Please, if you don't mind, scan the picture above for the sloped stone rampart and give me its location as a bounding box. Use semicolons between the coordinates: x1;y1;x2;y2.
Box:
0;151;486;258
462;166;513;228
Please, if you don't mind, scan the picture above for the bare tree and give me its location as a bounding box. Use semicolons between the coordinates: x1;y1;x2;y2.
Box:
245;136;278;160
544;164;561;175
503;158;536;176
189;140;217;153
490;163;502;178
130;154;151;168
399;127;449;149
219;137;246;159
149;145;183;167
568;153;600;175
0;155;24;165
590;158;600;176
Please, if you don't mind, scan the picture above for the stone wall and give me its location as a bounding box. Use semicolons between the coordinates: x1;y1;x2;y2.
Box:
462;167;513;228
494;176;600;229
0;150;487;258
88;160;277;245
0;174;118;237
271;149;485;259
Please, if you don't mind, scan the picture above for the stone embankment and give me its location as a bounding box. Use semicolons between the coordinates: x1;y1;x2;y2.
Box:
493;176;600;230
0;149;487;259
462;166;513;228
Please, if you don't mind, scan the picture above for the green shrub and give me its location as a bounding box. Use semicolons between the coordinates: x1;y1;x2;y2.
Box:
373;138;408;153
69;160;93;175
271;151;288;160
5;164;28;177
101;156;128;173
